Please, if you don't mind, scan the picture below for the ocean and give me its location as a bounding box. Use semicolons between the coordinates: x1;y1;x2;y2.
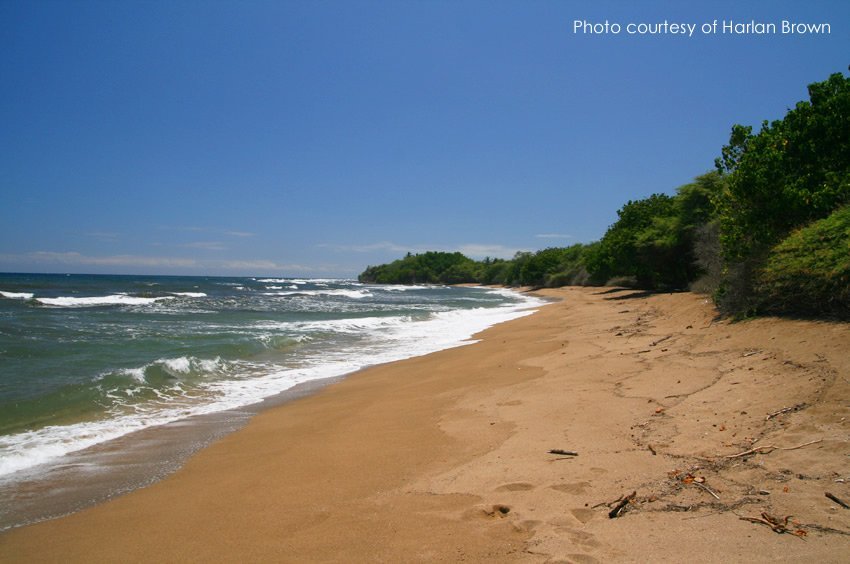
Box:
0;273;544;529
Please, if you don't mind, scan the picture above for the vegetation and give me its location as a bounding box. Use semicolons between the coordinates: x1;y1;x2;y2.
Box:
358;251;479;284
754;205;850;318
584;172;724;290
710;72;850;317
358;245;596;287
359;71;850;320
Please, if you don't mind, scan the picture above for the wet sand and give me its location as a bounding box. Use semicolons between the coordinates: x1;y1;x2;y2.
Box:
1;287;849;562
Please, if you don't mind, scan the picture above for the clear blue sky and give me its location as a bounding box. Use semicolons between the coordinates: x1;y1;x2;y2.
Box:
2;0;848;277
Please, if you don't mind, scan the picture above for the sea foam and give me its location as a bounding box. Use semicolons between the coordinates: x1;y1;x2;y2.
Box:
0;291;34;300
36;295;173;307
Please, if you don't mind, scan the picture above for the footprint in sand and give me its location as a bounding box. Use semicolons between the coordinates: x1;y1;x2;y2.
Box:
566;529;601;549
495;482;535;492
549;481;591;495
464;504;512;520
565;553;602;564
570;508;595;524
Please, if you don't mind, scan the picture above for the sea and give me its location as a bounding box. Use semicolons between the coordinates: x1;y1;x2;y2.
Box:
0;273;544;530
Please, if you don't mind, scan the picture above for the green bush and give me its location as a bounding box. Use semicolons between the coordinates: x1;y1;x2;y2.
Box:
754;205;850;318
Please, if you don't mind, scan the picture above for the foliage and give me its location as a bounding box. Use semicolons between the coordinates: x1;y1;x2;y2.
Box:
754;205;850;319
690;221;722;294
715;72;850;262
711;72;850;315
585;172;725;290
358;251;479;284
512;245;591;287
358;245;596;288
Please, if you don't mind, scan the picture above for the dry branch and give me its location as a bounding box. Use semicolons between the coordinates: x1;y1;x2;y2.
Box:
765;403;807;421
826;492;850;509
608;491;637;519
725;438;823;459
739;512;806;538
692;481;721;500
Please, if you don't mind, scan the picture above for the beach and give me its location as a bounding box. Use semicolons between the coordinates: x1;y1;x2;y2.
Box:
1;286;849;562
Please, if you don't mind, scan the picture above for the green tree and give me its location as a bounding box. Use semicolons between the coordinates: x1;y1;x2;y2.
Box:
715;72;850;261
587;193;683;288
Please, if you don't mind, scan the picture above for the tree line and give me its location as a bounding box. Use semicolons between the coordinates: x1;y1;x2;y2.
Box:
359;71;850;319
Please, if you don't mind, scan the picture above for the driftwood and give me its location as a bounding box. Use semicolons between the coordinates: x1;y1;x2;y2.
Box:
725;438;823;459
608;491;637;519
826;492;850;509
548;449;578;456
650;335;672;347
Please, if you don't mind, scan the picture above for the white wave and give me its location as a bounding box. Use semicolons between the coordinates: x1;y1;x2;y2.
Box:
114;367;147;383
163;356;192;374
169;292;207;298
0;291;34;300
97;356;230;384
265;289;371;299
36;294;173;307
485;287;526;299
257;278;306;284
254;315;413;335
370;284;434;292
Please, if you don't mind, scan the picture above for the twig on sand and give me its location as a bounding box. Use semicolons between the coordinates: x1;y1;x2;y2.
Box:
548;449;578;456
725;439;823;459
826;492;850;509
692;481;721;500
739;512;805;538
608;491;637;519
766;403;807;421
800;522;850;536
650;335;672;347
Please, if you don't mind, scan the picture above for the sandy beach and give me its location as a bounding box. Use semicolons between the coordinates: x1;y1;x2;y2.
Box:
1;286;849;562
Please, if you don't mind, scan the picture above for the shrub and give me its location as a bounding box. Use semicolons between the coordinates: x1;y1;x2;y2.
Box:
753;205;850;319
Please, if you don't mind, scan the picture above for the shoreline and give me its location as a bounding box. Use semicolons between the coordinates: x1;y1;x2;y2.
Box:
0;373;349;532
0;284;544;532
2;287;849;561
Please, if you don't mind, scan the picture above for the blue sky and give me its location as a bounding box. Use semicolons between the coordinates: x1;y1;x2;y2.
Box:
1;0;848;277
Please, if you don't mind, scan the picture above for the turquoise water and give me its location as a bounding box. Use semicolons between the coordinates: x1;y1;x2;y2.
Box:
0;273;542;482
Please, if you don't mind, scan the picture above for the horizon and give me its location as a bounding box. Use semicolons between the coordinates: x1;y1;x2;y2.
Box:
2;1;849;278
